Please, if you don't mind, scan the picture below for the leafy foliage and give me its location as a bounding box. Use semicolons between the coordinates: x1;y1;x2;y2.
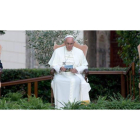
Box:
0;93;54;110
1;68;129;102
1;69;51;102
26;30;82;66
60;100;82;110
61;93;140;110
116;31;140;99
89;67;127;71
1;92;140;110
116;31;140;66
5;92;23;101
0;30;5;35
88;74;121;100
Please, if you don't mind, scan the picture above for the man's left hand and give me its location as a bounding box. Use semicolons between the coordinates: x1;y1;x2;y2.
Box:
70;68;78;73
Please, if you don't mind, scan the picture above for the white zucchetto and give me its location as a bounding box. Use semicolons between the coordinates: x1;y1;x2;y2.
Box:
64;35;74;40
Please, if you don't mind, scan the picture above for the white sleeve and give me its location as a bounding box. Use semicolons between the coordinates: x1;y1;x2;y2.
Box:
75;52;88;74
48;50;61;73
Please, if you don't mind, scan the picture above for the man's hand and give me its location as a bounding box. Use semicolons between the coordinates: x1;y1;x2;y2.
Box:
70;68;78;73
60;66;66;72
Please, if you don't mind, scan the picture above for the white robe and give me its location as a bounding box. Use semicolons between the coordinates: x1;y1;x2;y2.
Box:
48;46;91;109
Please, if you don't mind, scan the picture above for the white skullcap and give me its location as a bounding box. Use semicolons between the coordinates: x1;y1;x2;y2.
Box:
64;35;74;40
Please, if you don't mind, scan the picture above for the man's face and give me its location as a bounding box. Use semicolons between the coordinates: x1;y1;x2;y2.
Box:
65;37;75;51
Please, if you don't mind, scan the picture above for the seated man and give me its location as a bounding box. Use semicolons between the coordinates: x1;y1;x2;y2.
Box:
48;35;91;109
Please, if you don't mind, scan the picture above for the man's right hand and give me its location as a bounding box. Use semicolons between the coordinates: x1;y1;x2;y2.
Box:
60;66;66;72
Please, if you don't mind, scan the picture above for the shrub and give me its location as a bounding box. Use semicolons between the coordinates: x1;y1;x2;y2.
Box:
2;67;138;102
0;92;54;110
1;69;51;102
1;92;140;110
61;93;140;110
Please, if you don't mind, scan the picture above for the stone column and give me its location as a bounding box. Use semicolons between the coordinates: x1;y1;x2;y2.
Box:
84;31;96;68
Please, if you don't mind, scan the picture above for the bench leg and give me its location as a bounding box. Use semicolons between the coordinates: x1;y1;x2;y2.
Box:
121;74;126;98
51;88;54;106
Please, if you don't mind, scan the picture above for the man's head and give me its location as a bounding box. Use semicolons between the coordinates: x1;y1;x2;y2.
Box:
64;35;75;51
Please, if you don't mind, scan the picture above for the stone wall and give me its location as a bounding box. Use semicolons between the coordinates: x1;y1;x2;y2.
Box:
84;31;96;68
96;31;110;68
0;31;26;69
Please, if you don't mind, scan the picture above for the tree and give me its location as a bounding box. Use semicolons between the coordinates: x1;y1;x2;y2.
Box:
26;30;82;67
116;31;140;66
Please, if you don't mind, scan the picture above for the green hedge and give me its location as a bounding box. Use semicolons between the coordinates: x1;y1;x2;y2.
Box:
88;74;121;100
1;67;138;102
1;69;51;103
89;67;127;71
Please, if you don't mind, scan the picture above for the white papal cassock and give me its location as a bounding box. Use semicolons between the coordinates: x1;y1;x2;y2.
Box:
48;46;91;109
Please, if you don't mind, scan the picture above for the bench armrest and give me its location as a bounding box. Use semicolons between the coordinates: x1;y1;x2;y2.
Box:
83;69;89;81
50;68;89;81
50;68;56;77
